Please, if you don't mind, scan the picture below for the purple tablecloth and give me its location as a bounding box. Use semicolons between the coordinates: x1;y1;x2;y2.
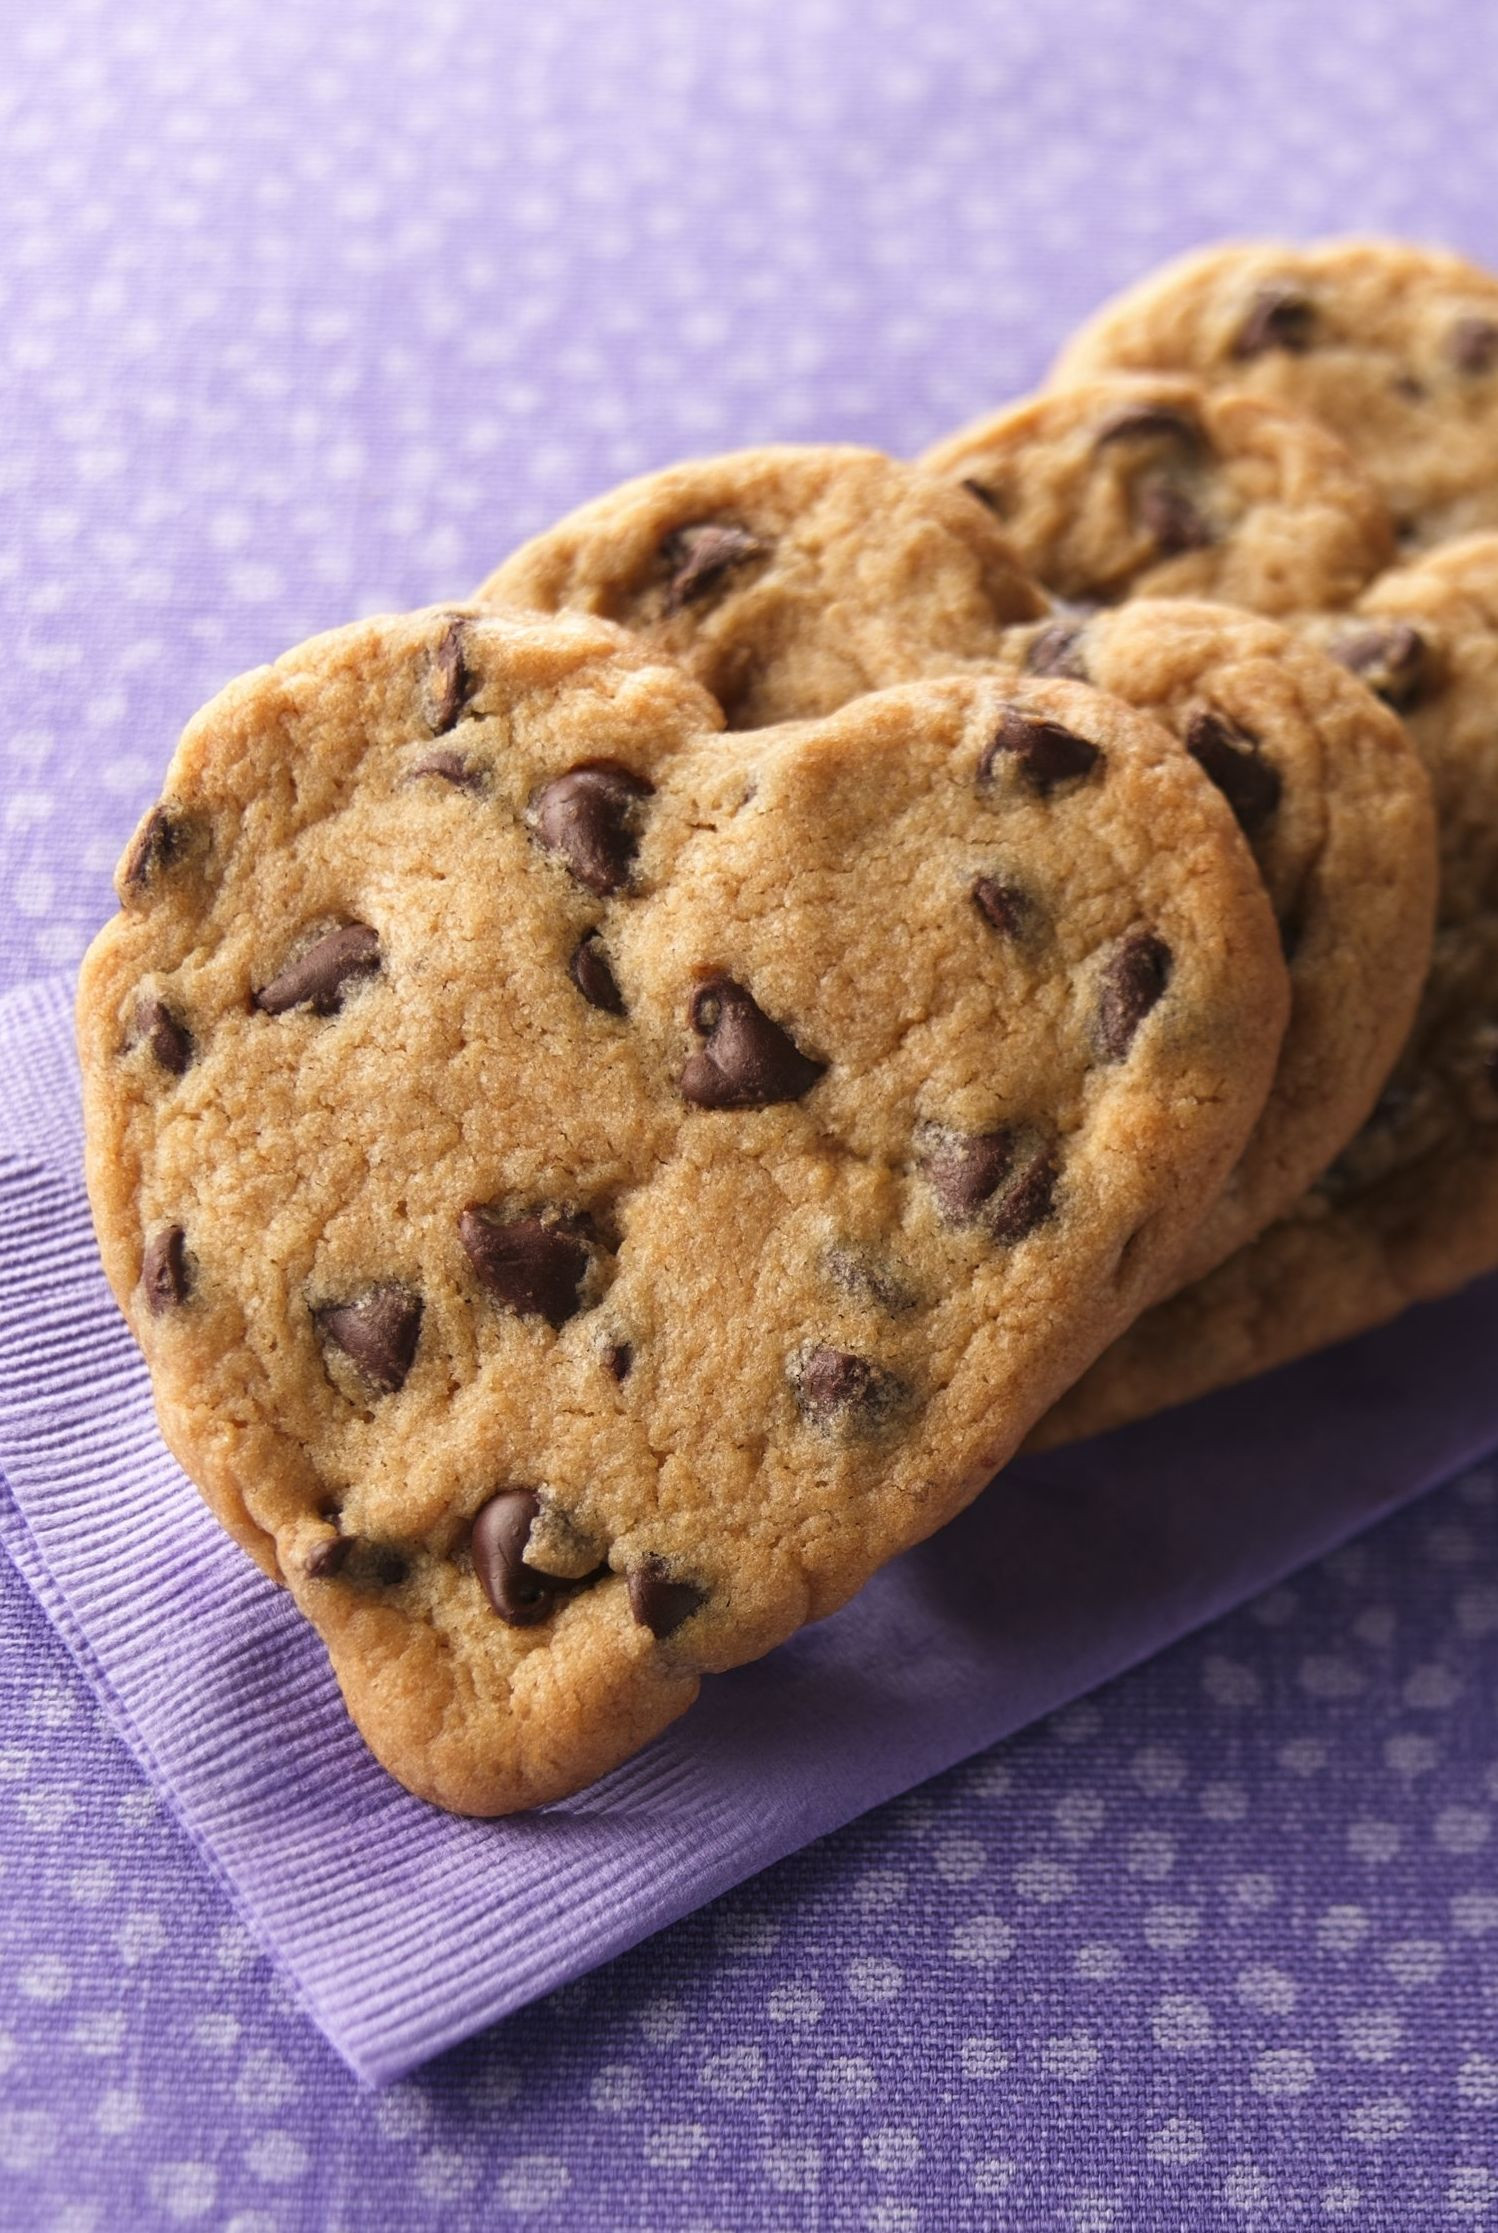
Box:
2;0;1497;2225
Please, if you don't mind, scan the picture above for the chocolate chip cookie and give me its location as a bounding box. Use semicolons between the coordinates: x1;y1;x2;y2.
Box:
1000;598;1437;1282
923;375;1394;615
78;606;1289;1812
473;444;1045;728
1033;535;1498;1445
1050;239;1498;550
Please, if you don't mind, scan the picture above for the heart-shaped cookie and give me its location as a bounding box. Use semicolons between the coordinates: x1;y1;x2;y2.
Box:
79;606;1288;1812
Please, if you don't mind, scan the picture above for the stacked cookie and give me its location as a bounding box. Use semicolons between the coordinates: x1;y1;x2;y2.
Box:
77;239;1498;1813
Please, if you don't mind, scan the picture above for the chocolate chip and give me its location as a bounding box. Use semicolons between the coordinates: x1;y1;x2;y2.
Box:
1097;931;1172;1059
1093;402;1204;450
1134;477;1214;556
628;1555;705;1640
601;1340;633;1382
1186;710;1282;836
120;805;186;906
404;748;484;789
253;924;382;1017
1022;620;1089;681
980;707;1101;796
1231;283;1316;358
989;1149;1057;1243
313;1285;423;1395
1450;316;1498;375
141;1226;189;1314
920;1128;1013;1223
531;761;653;897
824;1245;916;1314
303;1534;350;1580
972;876;1030;939
570;931;626;1014
458;1208;591;1328
368;1546;409;1587
789;1344;907;1430
1330;621;1427;711
426;616;477;734
960;477;1004;514
680;977;826;1109
133;995;192;1075
471;1489;568;1626
660;521;766;613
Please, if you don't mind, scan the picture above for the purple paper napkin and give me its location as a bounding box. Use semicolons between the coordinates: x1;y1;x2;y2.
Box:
3;969;1497;2085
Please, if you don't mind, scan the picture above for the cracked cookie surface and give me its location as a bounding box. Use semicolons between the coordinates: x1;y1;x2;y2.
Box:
1050;238;1498;551
1033;536;1498;1445
924;374;1393;615
79;606;1289;1812
473;443;1045;728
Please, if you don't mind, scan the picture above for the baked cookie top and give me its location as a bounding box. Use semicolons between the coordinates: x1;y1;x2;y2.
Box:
1051;239;1498;550
473;443;1045;728
78;606;1288;1814
999;599;1437;1283
1033;535;1498;1447
923;374;1393;615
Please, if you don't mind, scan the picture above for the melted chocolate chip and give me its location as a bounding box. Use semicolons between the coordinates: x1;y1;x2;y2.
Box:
972;876;1030;938
120;805;186;905
303;1534;350;1580
1094;402;1204;450
1022;620;1090;680
981;707;1101;795
531;761;653;896
253;924;381;1017
920;1128;1013;1223
1097;932;1172;1059
404;747;484;789
660;521;766;613
960;477;1004;514
141;1226;189;1314
602;1340;633;1382
458;1208;591;1327
426;616;477;734
628;1555;705;1640
1330;621;1427;711
133;995;192;1075
790;1344;905;1423
368;1545;409;1587
989;1149;1058;1243
313;1286;423;1395
570;930;626;1014
1186;710;1282;836
1231;283;1316;358
471;1489;569;1626
1450;316;1498;376
1135;477;1214;556
680;977;826;1109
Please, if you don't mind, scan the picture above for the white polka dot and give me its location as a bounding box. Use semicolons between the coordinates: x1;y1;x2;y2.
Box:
67;1862;115;1907
1054;1791;1106;1846
1383;1938;1446;1987
1277;1739;1326;1777
934;1835;987;1884
214;1923;261;1974
245;2132;309;2183
700;2045;763;2098
19;1954;70;2004
1448;2167;1498;2219
374;2082;432;2141
0;2108;56;2174
767;1983;823;2026
192;2013;241;2054
852;1869;906;1915
1131;1745;1186;1795
1321;2182;1362;2216
94;2090;142;2138
1230;1872;1278;1911
147;2163;217;2222
1041;2028;1099;2081
961;2036;1010;2079
847;1958;903;2005
818;2056;877;2103
1454;1892;1498;1936
1143;1903;1200;1953
642;2125;710;2168
973;2157;1016;2196
1014;1858;1076;1903
764;2140;821;2194
1346;2096;1412;2144
1458;2055;1498;2106
1348;1818;1402;1864
1252;2048;1316;2097
1203;1655;1261;1707
1299;1656;1367;1701
1152;1995;1215;2053
1200;1780;1249;1821
1223;2160;1274;2214
590;2063;645;2113
498;2154;571;2214
1404;1663;1463;1710
966;1758;1011;1799
1126;1830;1175;1880
951;1915;1014;1966
1340;2008;1403;2063
416;2147;479;2203
1236;1964;1298;2015
116;1910;167;1966
715;1913;780;1959
1148;2116;1205;2164
1318;1905;1371;1954
637;1995;686;2046
1436;1806;1491;1853
863;2127;922;2174
1075;1942;1123;1982
70;2013;126;2059
1384;1732;1439;1777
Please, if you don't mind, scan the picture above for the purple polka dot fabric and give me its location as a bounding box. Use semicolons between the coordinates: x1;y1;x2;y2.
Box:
3;0;1498;2225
